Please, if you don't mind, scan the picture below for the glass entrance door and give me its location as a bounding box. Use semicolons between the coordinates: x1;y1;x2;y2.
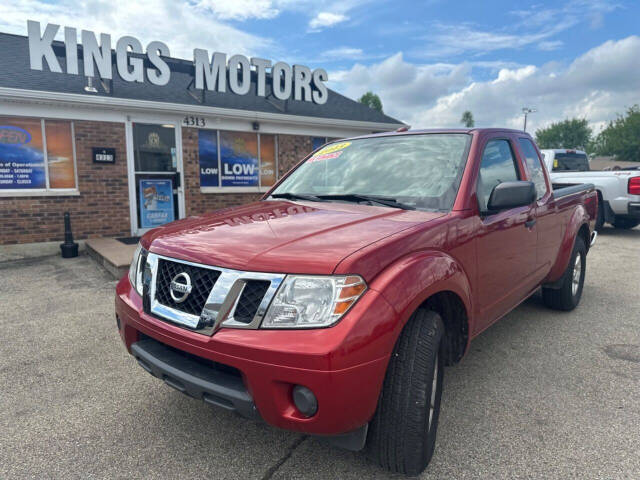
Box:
132;123;182;232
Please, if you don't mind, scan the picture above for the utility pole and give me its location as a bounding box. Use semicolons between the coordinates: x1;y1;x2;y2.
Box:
522;107;536;132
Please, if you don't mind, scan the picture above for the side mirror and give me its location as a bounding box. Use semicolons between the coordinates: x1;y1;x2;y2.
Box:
487;181;536;211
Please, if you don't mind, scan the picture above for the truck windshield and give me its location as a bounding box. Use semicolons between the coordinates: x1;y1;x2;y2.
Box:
553;153;590;172
271;133;471;211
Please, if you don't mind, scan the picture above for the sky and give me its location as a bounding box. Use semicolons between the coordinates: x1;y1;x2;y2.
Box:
2;0;639;133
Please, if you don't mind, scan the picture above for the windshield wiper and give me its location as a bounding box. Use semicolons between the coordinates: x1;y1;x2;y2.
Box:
270;192;324;202
315;194;416;210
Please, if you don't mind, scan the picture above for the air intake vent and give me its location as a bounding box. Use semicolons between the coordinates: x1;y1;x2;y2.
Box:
233;280;271;323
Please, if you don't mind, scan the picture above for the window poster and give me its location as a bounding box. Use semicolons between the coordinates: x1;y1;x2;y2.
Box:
220;131;259;187
312;137;326;152
45;120;76;189
139;179;175;228
260;134;276;187
198;129;219;187
0;117;46;189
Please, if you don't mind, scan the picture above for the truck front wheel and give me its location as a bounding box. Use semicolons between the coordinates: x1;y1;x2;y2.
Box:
542;235;586;311
366;308;444;476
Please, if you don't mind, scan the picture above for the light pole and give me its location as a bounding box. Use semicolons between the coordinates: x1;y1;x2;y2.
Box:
522;107;536;132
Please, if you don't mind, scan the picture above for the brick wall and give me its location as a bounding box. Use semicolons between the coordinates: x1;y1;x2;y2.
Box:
277;134;313;177
0;125;315;245
0;120;130;245
181;128;313;217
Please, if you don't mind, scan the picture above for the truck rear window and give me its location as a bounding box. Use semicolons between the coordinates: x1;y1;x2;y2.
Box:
552;153;590;172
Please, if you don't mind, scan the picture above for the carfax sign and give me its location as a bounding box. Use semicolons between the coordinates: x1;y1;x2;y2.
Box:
139;179;175;228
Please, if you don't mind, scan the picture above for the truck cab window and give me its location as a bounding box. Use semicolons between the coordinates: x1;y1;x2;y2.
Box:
477;139;520;212
518;138;548;200
552;152;590;172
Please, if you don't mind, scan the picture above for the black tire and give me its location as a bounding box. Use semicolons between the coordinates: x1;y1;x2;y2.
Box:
366;309;444;476
595;195;604;231
542;235;586;311
612;217;639;229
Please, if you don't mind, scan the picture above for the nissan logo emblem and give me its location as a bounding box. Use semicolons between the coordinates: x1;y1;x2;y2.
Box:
169;272;192;303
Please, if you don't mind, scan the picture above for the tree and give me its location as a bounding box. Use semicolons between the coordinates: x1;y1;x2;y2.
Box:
535;118;592;150
590;105;640;162
358;91;383;112
460;110;474;127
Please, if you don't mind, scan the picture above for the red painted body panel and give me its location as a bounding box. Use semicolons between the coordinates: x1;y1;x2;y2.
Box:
116;128;595;436
116;276;394;434
142;200;442;277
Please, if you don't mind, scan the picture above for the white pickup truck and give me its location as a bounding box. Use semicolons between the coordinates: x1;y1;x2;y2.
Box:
541;149;640;229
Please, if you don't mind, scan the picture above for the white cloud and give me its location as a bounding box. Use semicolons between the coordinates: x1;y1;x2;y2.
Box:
415;22;570;58
415;0;621;59
403;36;640;133
322;47;365;59
309;12;348;30
329;36;640;135
329;52;471;113
195;0;281;20
0;0;275;59
538;40;563;51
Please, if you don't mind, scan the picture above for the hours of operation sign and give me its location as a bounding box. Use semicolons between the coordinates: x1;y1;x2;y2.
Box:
0;124;46;189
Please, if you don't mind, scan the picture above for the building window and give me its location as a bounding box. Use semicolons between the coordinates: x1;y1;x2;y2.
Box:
0;116;77;194
312;137;328;151
198;129;278;191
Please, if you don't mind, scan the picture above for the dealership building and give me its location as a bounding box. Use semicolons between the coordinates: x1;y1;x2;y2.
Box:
0;23;403;247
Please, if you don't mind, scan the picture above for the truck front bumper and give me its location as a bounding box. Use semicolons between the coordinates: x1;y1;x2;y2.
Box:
115;275;396;443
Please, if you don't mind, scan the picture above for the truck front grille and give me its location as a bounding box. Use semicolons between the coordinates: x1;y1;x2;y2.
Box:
155;259;220;316
146;253;285;335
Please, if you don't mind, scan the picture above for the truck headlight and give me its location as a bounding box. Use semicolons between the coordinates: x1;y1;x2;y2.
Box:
128;244;147;296
261;275;367;328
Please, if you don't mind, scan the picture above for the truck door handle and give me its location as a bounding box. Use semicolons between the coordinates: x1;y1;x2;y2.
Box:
525;218;536;229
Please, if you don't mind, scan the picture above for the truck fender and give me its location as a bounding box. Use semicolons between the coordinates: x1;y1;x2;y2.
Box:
368;250;473;353
545;205;590;285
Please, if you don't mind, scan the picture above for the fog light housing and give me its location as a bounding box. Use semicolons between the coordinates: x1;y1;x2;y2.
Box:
292;385;317;417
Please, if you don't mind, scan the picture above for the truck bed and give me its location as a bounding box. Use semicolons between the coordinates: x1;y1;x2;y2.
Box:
552;182;596;198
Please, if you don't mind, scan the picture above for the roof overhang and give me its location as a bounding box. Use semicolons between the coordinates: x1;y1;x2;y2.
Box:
0;86;405;132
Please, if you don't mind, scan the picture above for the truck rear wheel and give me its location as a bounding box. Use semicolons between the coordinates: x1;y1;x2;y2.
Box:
366;309;444;476
612;217;639;229
542;235;586;311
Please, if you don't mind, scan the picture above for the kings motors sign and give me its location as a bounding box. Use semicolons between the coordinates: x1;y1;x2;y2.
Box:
26;20;329;104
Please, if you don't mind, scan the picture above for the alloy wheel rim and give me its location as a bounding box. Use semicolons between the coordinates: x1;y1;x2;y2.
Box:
572;253;582;296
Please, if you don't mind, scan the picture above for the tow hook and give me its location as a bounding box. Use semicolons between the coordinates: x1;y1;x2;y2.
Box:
590;230;598;247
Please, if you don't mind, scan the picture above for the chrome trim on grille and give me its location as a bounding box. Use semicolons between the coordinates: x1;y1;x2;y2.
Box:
145;252;285;336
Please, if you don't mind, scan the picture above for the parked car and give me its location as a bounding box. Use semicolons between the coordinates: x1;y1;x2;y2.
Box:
541;149;640;229
116;129;597;475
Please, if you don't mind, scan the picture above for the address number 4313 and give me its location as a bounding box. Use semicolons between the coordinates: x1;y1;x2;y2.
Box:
183;116;206;127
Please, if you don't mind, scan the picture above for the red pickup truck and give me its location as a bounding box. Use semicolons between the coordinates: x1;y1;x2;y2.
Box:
116;128;597;475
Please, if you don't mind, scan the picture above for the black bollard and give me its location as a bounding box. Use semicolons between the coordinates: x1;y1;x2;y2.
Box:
60;211;79;258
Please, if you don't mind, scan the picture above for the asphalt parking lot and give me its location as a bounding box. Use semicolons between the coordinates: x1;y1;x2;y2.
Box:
1;227;639;479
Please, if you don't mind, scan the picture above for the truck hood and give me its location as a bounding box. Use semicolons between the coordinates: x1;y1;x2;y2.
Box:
144;200;444;274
